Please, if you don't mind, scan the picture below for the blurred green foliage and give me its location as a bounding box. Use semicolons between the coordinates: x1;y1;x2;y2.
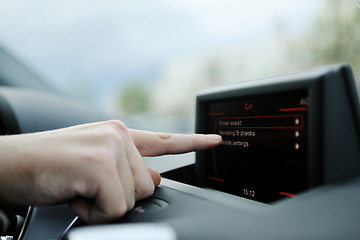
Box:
307;0;360;91
117;0;360;117
118;82;149;115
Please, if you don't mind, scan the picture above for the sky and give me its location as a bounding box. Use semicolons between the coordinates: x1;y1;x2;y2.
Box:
0;0;324;106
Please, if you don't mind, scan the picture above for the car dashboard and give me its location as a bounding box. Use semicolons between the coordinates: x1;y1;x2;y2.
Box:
0;64;359;240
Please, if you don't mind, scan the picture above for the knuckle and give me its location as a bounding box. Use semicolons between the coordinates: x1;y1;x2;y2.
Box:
136;182;155;199
102;120;131;146
113;201;128;218
96;122;126;147
127;198;136;211
158;133;172;141
157;133;173;154
107;120;129;134
190;134;198;147
183;134;197;152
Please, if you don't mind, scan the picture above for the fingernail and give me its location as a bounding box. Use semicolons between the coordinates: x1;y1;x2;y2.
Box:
206;134;222;144
155;172;162;187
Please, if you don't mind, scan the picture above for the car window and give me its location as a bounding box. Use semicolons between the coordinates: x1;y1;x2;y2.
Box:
0;0;359;133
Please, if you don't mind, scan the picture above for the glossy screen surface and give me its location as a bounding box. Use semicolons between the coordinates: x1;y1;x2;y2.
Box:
205;90;309;203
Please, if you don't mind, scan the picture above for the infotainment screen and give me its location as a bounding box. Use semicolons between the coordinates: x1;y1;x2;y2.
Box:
204;91;309;203
196;64;360;204
195;64;360;203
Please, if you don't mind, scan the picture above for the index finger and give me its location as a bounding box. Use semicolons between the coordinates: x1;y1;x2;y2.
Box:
129;129;222;157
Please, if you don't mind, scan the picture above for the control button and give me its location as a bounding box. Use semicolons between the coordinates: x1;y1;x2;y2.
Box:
295;143;300;150
295;118;300;126
125;198;168;221
295;131;300;138
133;206;146;213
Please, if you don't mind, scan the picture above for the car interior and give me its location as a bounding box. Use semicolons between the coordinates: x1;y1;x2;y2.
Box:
0;48;359;239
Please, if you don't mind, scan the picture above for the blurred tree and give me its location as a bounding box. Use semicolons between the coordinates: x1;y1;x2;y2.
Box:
117;82;149;115
306;0;360;91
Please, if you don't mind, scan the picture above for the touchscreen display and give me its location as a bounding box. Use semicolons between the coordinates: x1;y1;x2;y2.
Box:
205;90;309;203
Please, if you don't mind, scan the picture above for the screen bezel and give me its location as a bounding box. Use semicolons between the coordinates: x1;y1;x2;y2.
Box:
196;64;360;200
195;68;326;194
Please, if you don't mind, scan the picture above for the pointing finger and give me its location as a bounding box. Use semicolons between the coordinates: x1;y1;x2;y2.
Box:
129;129;222;157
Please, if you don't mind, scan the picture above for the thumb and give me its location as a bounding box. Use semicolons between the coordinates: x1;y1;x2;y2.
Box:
148;168;161;187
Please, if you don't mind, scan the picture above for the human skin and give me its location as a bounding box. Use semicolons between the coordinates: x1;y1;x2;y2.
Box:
0;120;221;224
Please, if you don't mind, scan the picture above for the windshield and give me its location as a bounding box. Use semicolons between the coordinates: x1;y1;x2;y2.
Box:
0;0;359;133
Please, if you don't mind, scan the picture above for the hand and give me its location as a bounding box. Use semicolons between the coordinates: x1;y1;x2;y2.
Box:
0;120;221;223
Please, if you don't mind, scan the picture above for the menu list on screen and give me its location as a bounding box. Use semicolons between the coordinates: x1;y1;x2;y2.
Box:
205;90;309;203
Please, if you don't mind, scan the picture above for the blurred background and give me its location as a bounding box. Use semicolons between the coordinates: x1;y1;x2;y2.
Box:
0;0;359;133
